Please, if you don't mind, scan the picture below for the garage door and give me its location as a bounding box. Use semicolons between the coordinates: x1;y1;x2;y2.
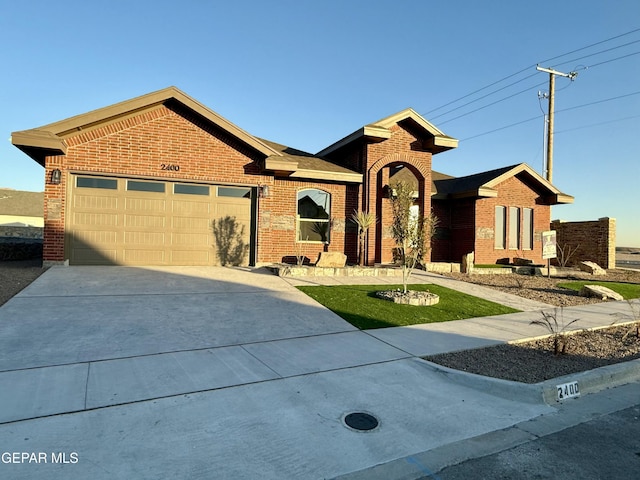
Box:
66;175;254;266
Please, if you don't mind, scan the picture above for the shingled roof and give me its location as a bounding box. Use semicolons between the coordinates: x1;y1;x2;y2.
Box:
261;139;362;183
432;163;573;204
389;163;572;205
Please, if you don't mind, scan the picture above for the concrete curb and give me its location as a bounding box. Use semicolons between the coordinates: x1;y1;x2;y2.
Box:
418;357;640;405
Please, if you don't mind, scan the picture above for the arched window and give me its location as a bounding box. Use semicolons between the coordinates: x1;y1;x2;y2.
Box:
297;189;331;243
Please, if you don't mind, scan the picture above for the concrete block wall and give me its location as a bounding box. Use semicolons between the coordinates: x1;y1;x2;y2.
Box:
551;217;616;269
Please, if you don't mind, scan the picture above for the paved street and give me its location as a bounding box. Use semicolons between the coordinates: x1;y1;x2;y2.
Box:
434;402;640;479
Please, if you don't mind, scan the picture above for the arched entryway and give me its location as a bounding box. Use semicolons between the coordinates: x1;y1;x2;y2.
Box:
364;155;429;266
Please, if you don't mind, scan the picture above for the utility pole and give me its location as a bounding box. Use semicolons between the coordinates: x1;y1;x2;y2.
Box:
536;65;577;183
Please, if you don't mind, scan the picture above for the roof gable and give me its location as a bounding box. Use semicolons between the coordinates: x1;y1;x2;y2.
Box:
432;163;573;205
317;108;458;158
11;87;281;165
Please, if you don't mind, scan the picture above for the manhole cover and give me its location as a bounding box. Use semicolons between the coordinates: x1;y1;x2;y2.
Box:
343;412;379;431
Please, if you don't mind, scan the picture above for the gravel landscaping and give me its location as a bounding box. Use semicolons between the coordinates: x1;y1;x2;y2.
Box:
426;268;640;383
0;259;47;306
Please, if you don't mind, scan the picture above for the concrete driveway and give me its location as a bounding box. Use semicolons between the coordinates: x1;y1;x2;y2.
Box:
0;266;572;479
0;265;358;370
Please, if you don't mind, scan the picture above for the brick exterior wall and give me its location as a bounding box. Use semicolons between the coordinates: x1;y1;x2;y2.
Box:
431;174;552;265
551;217;616;269
474;175;550;265
258;179;359;264
41;104;360;265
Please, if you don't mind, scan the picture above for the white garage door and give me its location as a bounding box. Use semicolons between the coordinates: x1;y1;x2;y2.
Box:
66;175;254;266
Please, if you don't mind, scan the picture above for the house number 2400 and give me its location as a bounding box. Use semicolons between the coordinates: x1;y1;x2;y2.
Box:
161;164;180;171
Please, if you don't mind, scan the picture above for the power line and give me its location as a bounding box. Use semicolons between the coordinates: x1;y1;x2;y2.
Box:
430;73;540;120
462;115;540;141
555;114;640;134
438;80;548;125
423;27;640;118
424;66;533;115
431;48;639;129
584;50;640;69
553;39;640;69
556;90;640;113
544;27;640;65
461;90;640;142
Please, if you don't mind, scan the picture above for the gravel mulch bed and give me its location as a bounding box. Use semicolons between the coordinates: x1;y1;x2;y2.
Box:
425;268;640;383
425;324;640;384
0;259;47;306
443;268;640;307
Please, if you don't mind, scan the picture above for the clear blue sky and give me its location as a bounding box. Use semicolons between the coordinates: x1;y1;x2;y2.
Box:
1;0;638;246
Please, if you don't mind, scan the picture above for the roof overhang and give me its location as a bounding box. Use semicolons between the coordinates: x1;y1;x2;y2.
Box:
317;108;457;158
432;163;574;205
316;125;391;157
290;169;362;183
11;87;282;165
265;157;362;182
10;130;68;166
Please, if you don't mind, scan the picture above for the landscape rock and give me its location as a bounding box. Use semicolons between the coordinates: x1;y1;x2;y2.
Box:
461;252;474;274
579;261;606;275
513;257;533;266
314;252;347;268
579;284;623;301
376;289;440;306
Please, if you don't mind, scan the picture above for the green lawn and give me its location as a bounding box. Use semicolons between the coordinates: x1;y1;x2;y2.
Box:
296;284;519;330
557;281;640;300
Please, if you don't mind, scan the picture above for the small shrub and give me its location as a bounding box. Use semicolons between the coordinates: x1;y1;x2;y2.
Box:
513;275;529;289
611;300;640;341
556;243;580;268
530;308;580;355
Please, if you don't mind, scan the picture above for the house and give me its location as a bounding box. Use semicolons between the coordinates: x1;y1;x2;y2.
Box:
11;86;572;267
0;189;44;227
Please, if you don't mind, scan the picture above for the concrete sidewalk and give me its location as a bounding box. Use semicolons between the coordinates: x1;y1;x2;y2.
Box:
0;265;638;479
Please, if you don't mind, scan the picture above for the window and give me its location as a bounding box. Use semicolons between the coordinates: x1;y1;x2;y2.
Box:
509;207;520;250
127;180;165;193
297;189;330;243
174;184;209;196
218;186;251;198
77;177;117;190
523;208;534;250
494;206;506;249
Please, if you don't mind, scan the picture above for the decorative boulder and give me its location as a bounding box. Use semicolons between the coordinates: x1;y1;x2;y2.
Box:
579;261;606;275
315;252;347;268
580;284;623;301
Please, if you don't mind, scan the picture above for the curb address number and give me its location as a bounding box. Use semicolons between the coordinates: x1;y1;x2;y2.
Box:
161;164;180;171
557;381;580;400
